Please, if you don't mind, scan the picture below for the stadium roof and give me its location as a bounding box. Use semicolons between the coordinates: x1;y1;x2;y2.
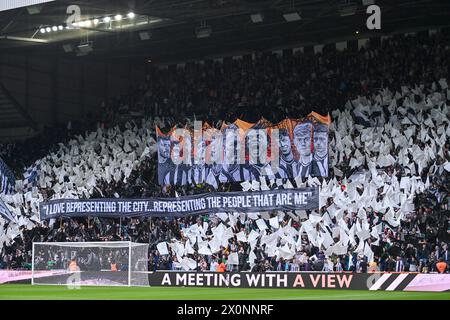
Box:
0;0;449;64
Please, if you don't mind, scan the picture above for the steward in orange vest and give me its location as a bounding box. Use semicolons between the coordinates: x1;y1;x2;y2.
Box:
436;259;447;274
216;260;226;273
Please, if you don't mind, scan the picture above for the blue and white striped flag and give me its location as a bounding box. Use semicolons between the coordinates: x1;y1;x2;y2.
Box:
0;157;15;195
23;160;41;193
0;199;16;223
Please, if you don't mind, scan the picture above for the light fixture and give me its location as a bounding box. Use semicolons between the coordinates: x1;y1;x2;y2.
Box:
58;25;63;30
115;14;123;21
196;21;212;38
104;16;111;23
339;1;357;16
63;44;74;52
26;5;42;15
93;18;99;25
40;28;46;33
76;41;94;56
196;25;212;38
139;31;151;40
250;13;264;23
355;30;360;34
78;21;85;27
84;20;92;27
52;26;58;31
283;11;301;22
127;12;135;19
46;27;51;32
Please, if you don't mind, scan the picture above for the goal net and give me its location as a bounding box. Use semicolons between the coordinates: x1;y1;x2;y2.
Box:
31;242;149;287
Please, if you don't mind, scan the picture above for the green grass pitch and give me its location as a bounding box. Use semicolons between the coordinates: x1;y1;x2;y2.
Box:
0;284;449;300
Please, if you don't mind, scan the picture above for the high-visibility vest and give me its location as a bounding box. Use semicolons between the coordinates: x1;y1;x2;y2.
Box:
436;261;447;273
216;263;226;273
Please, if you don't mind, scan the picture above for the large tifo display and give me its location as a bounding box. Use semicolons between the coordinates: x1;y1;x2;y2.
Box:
39;188;319;220
157;112;330;186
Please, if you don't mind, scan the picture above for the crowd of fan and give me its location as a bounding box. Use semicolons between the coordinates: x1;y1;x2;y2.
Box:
2;31;449;173
1;31;450;273
99;30;449;124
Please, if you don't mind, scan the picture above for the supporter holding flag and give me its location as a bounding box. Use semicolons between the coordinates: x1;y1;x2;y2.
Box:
23;160;41;193
0;157;15;195
0;199;16;223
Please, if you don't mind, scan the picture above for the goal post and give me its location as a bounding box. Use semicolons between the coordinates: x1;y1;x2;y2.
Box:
31;241;149;287
128;242;131;287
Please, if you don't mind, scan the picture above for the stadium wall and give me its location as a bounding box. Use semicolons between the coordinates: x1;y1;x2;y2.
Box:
2;271;448;292
147;272;450;292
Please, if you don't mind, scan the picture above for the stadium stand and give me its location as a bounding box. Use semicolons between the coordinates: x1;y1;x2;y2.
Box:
0;31;449;274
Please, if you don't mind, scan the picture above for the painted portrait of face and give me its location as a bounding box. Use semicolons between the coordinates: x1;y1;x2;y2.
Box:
195;139;206;165
278;129;292;157
224;129;240;165
171;141;182;164
183;133;192;165
246;129;268;164
313;123;328;159
158;138;171;162
208;137;221;164
293;122;312;158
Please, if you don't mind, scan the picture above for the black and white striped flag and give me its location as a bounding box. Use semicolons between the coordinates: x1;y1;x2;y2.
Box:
0;199;16;222
0;157;15;195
